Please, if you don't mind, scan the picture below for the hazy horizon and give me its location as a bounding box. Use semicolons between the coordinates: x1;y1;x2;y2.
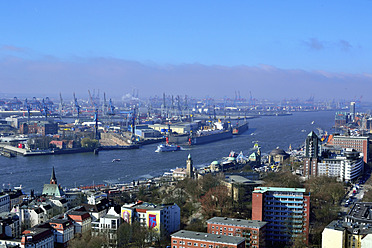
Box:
1;1;371;101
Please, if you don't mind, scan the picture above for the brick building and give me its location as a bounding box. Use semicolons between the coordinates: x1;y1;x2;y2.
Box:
206;217;266;248
252;187;310;246
171;230;246;248
328;135;369;163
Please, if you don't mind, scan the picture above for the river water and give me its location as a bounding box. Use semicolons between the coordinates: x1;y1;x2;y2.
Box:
0;111;335;193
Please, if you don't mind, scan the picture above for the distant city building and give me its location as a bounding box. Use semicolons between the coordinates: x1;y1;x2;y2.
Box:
171;230;246;248
335;112;349;128
350;101;356;122
206;217;266;248
252;187;310;246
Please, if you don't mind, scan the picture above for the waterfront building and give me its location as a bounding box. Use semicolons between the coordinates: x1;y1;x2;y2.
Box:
267;148;289;165
121;202;180;237
327;135;369;163
42;167;65;198
66;211;91;234
0;193;10;213
206;217;266;248
171;230;246;248
252;187;310;246
335;112;350;128
21;227;54;248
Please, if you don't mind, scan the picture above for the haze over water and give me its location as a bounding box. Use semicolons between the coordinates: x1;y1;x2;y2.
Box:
0;111;335;193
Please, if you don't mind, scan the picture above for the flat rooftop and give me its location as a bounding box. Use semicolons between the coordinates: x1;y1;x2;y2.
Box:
207;217;267;229
171;230;245;245
253;187;306;193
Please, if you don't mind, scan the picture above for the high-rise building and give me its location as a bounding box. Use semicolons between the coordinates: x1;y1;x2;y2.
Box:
350;101;356;122
305;131;320;158
252;187;310;246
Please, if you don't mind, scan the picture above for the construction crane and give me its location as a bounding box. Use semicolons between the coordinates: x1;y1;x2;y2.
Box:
108;99;115;115
41;98;48;120
102;92;108;116
24;99;31;123
94;107;99;140
88;90;96;112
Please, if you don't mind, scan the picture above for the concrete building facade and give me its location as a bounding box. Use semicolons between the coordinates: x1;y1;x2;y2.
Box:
252;187;310;246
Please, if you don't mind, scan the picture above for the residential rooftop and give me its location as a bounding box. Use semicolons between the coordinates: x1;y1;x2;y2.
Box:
253;187;307;193
171;230;245;245
207;217;267;229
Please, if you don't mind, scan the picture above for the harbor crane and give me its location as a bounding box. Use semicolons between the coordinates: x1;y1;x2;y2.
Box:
24;99;31;123
73;93;81;121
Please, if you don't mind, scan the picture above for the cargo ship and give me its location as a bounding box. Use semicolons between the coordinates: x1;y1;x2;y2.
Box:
168;121;233;145
189;129;233;145
232;121;249;135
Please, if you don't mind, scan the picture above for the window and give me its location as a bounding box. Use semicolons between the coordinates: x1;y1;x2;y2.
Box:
194;243;197;246
212;226;214;229
188;242;192;245
173;240;177;244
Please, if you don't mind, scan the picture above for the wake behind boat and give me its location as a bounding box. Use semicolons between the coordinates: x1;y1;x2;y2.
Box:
155;144;182;152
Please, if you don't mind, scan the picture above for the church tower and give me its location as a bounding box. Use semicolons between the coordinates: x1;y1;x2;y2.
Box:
50;167;57;184
186;154;194;179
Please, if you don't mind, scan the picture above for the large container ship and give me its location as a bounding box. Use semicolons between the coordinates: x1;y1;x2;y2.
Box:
190;129;232;145
168;121;233;145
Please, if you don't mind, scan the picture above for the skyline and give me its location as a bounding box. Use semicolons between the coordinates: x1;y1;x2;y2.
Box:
1;1;372;100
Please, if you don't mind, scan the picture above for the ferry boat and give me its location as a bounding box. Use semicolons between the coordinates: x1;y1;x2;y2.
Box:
155;144;182;152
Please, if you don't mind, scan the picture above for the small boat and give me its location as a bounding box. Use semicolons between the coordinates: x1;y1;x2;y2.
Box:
155;144;182;152
112;159;121;162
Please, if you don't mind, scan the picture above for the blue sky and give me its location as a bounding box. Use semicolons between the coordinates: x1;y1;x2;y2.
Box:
1;1;371;100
